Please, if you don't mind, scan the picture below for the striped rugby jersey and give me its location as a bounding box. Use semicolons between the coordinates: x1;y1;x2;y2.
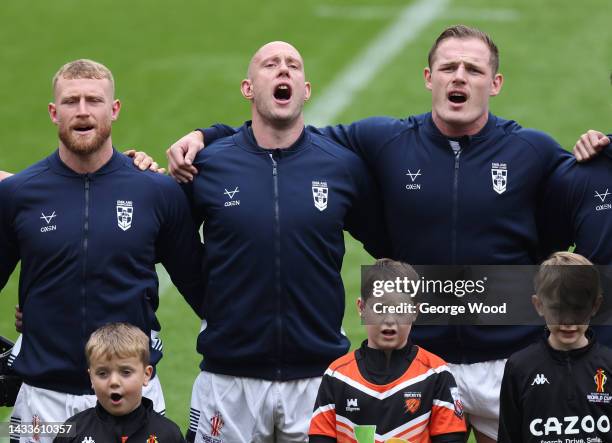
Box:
309;343;466;442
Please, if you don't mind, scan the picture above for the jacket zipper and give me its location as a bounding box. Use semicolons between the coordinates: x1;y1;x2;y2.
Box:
566;354;573;401
81;176;91;366
451;148;462;264
270;152;283;380
450;144;463;358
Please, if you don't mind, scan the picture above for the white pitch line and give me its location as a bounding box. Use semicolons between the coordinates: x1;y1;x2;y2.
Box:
314;5;519;22
304;0;449;127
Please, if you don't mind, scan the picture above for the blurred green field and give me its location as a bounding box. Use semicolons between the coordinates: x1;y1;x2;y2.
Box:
1;0;610;441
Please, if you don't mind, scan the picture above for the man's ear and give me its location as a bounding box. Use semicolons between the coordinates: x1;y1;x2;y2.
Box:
111;99;121;121
424;67;433;91
241;79;254;100
48;102;58;125
304;81;311;102
490;73;504;97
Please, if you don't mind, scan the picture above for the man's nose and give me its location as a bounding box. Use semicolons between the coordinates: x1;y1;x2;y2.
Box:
452;65;467;82
76;98;90;116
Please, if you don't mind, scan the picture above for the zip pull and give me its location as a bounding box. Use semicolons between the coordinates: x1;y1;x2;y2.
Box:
269;153;277;176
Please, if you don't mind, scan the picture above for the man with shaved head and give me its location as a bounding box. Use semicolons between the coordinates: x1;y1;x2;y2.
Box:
183;41;387;443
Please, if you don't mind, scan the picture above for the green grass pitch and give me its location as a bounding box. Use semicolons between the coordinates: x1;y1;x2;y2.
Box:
1;1;610;441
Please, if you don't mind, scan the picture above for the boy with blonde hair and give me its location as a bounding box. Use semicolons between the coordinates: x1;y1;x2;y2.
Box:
54;323;185;442
309;259;466;443
498;252;612;442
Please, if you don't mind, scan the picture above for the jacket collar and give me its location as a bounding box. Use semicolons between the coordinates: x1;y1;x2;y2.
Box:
542;328;597;363
233;121;309;155
95;396;152;437
47;148;126;177
422;112;498;151
356;339;416;373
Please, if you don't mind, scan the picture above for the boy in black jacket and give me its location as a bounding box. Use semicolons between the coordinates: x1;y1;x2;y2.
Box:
498;252;612;442
54;323;185;442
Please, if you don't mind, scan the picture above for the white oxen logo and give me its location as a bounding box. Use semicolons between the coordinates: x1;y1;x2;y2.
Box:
116;200;134;231
491;162;508;195
312;181;328;211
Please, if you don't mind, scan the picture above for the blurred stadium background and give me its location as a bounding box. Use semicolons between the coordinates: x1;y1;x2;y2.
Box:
1;0;610;440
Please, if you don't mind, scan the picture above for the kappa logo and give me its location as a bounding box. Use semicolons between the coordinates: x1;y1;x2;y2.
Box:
81;437;95;443
40;211;57;233
312;181;328;211
210;411;224;437
224;187;240;207
531;373;550;385
594;188;611;211
491;162;508;194
346;398;360;412
405;169;422;190
116;200;133;231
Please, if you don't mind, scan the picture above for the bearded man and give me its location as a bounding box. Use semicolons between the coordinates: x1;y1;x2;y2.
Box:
0;59;205;443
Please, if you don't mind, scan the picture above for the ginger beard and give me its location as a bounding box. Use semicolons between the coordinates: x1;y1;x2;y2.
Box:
58;116;111;156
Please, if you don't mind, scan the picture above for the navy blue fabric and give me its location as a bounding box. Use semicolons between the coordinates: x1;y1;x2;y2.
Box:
190;123;389;380
0;149;205;394
202;114;572;363
538;142;612;347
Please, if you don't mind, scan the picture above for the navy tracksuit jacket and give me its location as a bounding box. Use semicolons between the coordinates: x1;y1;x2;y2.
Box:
0;149;205;393
189;124;389;380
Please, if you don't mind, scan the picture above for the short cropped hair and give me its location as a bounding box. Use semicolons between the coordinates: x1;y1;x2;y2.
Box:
428;25;500;73
85;322;149;366
534;251;601;308
52;59;115;96
361;258;419;303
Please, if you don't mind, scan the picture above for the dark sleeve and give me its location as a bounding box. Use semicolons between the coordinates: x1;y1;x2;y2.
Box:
498;360;523;443
171;422;187;443
431;432;466;443
429;370;467;438
0;179;19;290
527;130;576;260
156;178;206;317
308;116;401;167
536;155;575;260
198;124;239;147
308;373;337;440
343;155;390;258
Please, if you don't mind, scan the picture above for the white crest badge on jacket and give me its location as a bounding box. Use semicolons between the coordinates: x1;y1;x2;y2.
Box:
312;181;328;211
491;162;508;194
116;200;134;231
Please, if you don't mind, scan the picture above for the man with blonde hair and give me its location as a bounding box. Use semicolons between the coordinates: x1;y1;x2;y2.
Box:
0;59;205;442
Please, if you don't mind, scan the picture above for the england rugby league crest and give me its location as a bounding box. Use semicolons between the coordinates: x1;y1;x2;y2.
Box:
312;181;328;211
116;200;133;231
491;162;508;194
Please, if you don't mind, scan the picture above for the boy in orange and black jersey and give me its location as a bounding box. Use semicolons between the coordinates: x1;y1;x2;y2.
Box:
309;259;466;443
